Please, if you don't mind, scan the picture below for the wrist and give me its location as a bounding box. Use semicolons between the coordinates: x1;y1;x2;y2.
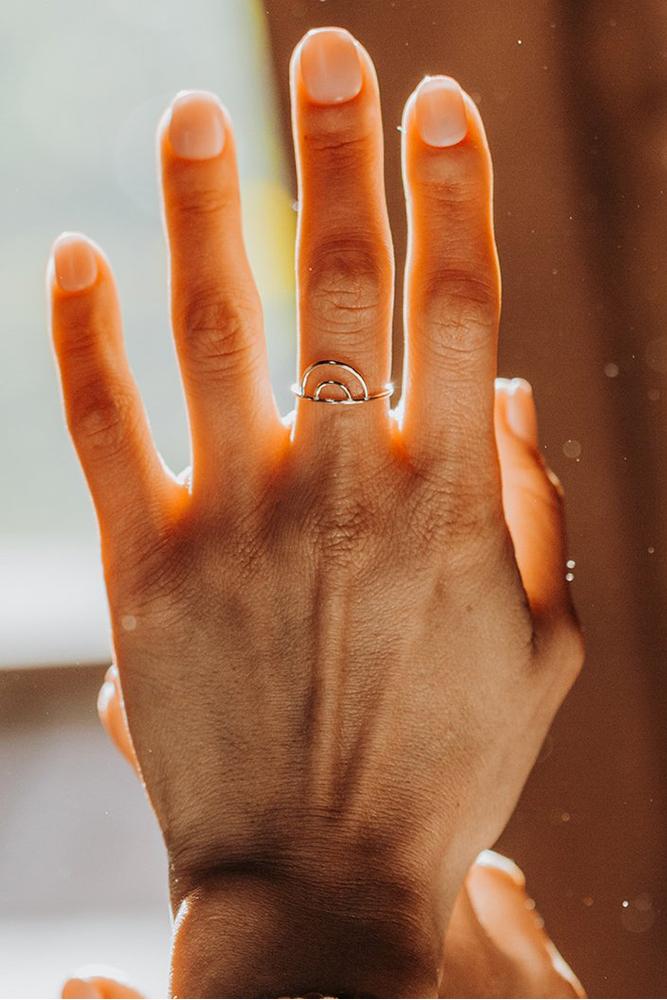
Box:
170;871;444;998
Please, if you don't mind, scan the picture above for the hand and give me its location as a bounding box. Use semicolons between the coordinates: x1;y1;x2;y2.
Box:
95;660;585;999
49;26;583;997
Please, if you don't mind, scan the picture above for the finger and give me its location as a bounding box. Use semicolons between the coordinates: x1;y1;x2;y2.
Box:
466;851;585;998
494;379;580;635
62;972;144;998
402;77;500;492
290;28;394;448
441;871;518;998
160;91;280;485
97;665;139;772
49;234;172;551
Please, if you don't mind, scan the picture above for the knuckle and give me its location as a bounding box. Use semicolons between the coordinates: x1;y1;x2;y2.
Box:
556;616;586;681
511;467;564;519
407;467;500;549
173;183;234;220
421;169;484;209
178;294;259;381
304;118;375;163
535;614;585;690
421;267;499;356
110;529;194;628
305;241;390;334
57;315;111;362
68;381;137;457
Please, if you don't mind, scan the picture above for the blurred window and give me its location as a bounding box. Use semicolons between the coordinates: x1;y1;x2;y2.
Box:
0;0;295;668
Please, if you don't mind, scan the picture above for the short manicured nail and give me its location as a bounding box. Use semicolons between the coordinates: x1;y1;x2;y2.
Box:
97;679;115;716
168;91;225;160
495;377;513;392
53;233;97;293
475;849;526;888
466;863;552;961
415;76;468;147
104;663;119;685
299;28;363;104
506;377;538;447
61;978;102;999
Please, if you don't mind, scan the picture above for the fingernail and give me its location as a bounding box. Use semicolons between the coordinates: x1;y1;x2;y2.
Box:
475;849;526;888
299;28;363;104
415;76;468;147
466;864;553;963
168;91;225;160
97;679;115;716
494;377;513;392
506;377;538;447
104;663;118;685
53;233;97;293
61;978;102;999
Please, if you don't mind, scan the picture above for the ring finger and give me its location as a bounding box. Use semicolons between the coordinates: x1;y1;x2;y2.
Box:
401;76;501;499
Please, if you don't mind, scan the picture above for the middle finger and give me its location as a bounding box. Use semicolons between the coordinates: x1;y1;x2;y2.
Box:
290;29;394;447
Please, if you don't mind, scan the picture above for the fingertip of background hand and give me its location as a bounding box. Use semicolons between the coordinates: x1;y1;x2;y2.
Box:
61;977;102;999
500;377;539;450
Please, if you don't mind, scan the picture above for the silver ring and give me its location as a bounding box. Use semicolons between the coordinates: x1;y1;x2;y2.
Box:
291;360;393;405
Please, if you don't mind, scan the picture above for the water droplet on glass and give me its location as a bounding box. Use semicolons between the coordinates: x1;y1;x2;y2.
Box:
563;439;582;459
621;894;655;933
121;614;137;632
566;559;576;569
604;362;619;378
648;546;655;555
566;572;575;582
583;896;594;907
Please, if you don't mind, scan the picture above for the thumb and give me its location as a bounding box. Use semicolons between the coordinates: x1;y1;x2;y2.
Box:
97;665;139;772
465;850;585;998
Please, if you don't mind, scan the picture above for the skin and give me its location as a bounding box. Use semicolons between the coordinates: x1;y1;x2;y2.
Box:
72;663;584;999
48;27;583;999
60;867;583;1000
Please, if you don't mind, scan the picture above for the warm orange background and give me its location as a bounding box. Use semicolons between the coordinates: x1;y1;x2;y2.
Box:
265;2;666;996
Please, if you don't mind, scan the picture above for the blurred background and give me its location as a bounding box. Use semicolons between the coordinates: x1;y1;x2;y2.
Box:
0;0;665;996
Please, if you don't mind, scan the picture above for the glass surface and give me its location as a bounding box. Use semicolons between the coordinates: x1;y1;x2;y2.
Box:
1;2;665;996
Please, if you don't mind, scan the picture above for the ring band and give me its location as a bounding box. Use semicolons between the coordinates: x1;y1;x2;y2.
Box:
291;360;393;405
